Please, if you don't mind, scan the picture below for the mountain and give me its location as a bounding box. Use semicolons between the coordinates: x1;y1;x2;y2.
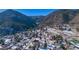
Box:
1;9;79;35
30;16;45;24
0;9;36;35
69;13;79;31
39;9;79;28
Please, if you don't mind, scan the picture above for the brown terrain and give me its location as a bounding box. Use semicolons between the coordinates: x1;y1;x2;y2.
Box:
39;9;79;29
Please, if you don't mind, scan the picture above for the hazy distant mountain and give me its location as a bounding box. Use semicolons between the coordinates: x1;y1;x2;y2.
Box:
39;9;79;27
30;16;45;24
0;9;36;35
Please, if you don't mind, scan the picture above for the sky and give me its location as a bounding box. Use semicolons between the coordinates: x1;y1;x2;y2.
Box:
16;9;56;16
0;9;56;16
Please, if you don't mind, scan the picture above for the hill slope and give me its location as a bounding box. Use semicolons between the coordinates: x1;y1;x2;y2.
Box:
39;9;79;27
0;9;36;35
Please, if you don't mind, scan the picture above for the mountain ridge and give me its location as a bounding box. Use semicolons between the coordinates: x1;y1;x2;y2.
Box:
39;9;79;28
0;9;37;35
